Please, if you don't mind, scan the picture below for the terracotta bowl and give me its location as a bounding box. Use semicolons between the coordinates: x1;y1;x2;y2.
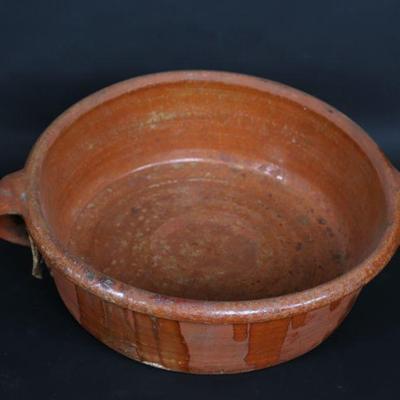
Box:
1;71;399;374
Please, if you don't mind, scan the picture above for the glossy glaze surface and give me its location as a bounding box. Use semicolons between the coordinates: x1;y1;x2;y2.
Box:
39;79;390;303
68;160;349;300
53;268;360;373
0;71;399;373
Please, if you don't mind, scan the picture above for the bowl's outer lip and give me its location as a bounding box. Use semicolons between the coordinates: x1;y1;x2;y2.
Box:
23;70;400;323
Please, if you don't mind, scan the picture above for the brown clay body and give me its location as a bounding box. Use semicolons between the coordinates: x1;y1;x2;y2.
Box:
0;71;399;374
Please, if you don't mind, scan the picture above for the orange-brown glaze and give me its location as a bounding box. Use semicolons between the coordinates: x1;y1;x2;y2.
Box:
133;313;161;365
157;318;189;371
333;290;361;330
53;269;81;323
76;286;106;339
329;298;342;311
54;267;362;373
180;322;250;373
102;303;141;360
290;312;308;329
245;318;290;369
279;290;360;363
233;324;249;342
1;71;399;374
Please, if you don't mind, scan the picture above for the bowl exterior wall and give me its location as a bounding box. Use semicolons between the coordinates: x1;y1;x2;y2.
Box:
52;268;360;374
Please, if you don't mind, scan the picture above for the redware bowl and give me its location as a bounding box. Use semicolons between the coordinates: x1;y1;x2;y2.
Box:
1;71;399;374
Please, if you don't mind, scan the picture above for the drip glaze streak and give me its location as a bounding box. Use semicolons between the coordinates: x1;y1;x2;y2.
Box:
290;312;308;329
233;324;249;342
1;71;399;374
157;318;190;371
53;268;361;373
245;319;290;368
329;298;342;311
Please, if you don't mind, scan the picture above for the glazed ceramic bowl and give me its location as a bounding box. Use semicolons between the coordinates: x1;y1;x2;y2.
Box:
1;71;399;374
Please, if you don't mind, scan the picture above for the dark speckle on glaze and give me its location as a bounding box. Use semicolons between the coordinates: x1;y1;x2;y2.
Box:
2;71;397;374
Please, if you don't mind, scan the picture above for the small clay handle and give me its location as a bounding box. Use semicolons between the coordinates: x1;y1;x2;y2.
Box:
0;170;29;246
393;166;400;247
396;168;400;188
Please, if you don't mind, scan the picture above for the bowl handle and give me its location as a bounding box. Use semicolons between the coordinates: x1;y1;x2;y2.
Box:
0;170;29;246
392;166;400;247
396;168;400;189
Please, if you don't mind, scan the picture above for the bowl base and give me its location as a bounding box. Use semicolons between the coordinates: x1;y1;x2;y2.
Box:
67;156;349;301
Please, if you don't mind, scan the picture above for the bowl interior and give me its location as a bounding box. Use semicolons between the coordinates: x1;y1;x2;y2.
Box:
38;79;388;301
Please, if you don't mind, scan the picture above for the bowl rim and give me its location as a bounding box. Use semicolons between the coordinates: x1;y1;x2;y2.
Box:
23;70;400;323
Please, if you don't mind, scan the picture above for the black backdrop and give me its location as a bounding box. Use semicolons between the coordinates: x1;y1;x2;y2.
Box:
1;1;399;399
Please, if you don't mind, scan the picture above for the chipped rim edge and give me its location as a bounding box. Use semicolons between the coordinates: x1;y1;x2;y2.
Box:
23;70;400;323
